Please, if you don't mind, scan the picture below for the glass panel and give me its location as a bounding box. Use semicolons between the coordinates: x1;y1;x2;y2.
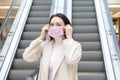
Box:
108;0;120;46
0;0;23;69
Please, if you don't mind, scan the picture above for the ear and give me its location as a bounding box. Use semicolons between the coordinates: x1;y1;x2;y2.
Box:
63;27;66;32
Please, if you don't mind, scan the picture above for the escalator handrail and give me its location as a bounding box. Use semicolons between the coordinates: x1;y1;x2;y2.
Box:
94;0;115;80
64;0;72;24
94;0;120;80
50;0;72;22
49;0;56;16
50;0;59;16
100;0;120;80
51;0;65;15
0;0;33;79
103;0;120;59
0;0;17;35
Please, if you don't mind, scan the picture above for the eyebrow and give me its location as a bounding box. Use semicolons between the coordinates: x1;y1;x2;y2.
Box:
50;21;62;24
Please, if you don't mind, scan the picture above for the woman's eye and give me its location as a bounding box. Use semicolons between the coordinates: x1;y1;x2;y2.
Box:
57;24;61;26
50;24;53;26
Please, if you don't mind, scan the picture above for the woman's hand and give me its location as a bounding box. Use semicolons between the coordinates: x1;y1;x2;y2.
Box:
64;24;73;39
40;24;50;40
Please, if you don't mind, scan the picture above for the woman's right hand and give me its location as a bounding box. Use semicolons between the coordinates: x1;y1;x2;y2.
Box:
40;24;50;40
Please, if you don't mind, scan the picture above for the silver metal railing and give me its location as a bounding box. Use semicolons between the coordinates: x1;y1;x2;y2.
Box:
0;0;33;79
94;0;120;80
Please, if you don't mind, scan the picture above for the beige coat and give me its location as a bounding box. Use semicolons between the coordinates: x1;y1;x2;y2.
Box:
23;37;82;80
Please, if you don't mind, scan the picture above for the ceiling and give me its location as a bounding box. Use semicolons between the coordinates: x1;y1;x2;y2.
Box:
0;0;120;23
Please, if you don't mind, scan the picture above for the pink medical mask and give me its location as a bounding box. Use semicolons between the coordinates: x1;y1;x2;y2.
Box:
48;27;64;38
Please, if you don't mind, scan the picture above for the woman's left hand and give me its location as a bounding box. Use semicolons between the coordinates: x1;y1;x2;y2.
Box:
64;24;73;39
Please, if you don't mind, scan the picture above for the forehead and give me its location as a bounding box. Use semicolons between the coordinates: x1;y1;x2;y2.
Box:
50;16;64;23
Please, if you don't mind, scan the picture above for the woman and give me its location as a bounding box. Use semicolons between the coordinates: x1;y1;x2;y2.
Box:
23;13;82;80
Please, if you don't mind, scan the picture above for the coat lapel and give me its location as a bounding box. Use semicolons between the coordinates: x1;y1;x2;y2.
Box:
41;40;65;80
52;44;65;79
41;40;54;80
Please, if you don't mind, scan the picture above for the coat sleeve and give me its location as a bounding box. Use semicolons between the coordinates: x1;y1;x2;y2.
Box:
23;37;44;62
63;38;82;65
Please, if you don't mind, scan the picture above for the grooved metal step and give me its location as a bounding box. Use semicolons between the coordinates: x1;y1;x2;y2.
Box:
31;6;51;11
72;0;107;80
73;12;96;18
73;6;95;12
73;18;97;25
8;0;52;80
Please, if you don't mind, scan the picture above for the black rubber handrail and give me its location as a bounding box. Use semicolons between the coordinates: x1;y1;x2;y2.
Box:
0;0;17;35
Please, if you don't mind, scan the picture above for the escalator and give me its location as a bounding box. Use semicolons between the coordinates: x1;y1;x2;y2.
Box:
7;0;52;80
72;0;106;80
4;0;118;80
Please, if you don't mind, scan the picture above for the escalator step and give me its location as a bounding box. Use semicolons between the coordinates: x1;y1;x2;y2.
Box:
24;24;44;31
73;18;97;25
73;12;96;18
31;6;51;11
78;72;106;80
78;61;105;72
73;1;94;6
9;70;34;80
33;1;52;5
27;17;49;24
81;51;103;61
73;33;100;41
29;11;50;17
73;6;95;12
12;59;39;69
73;25;98;33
